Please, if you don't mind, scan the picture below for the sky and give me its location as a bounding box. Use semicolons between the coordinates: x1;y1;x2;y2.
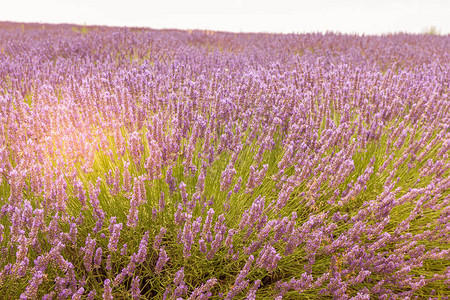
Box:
1;0;449;35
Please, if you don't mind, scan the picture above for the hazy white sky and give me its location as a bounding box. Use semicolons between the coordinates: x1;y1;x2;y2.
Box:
1;0;449;35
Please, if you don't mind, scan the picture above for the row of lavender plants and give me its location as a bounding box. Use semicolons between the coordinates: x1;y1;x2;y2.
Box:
0;22;449;299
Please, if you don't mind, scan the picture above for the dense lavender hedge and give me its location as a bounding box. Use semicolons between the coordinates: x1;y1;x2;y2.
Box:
0;22;449;299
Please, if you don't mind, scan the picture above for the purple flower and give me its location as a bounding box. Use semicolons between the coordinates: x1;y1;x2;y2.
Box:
276;184;293;210
233;177;243;193
174;203;185;226
72;287;85;300
188;277;218;299
121;243;128;256
246;280;261;300
226;255;254;299
159;191;166;212
106;254;112;271
192;217;202;237
127;194;139;228
202;208;214;243
155;247;169;274
220;164;237;191
207;232;223;260
93;247;103;268
113;268;128;287
225;229;236;249
134;231;150;264
123;161;132;193
179;181;188;205
20;271;44;299
174;267;185;285
67;222;78;246
153;227;167;250
256;245;281;272
350;292;371;300
81;235;96;272
199;238;208;254
108;222;123;252
166;165;177;193
173;267;188;298
131;276;141;300
42;292;55;300
103;279;113;300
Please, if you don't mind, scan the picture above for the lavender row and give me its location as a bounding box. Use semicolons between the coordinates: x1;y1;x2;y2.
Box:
0;22;449;299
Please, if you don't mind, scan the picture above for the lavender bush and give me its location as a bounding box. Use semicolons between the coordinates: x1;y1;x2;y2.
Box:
0;22;449;299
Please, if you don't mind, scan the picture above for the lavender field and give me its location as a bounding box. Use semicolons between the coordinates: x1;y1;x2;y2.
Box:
0;22;449;299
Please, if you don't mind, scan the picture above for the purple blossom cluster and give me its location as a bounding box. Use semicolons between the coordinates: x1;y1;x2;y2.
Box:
0;21;449;299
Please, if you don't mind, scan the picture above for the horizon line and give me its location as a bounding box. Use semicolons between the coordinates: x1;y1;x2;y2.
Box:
0;20;447;37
